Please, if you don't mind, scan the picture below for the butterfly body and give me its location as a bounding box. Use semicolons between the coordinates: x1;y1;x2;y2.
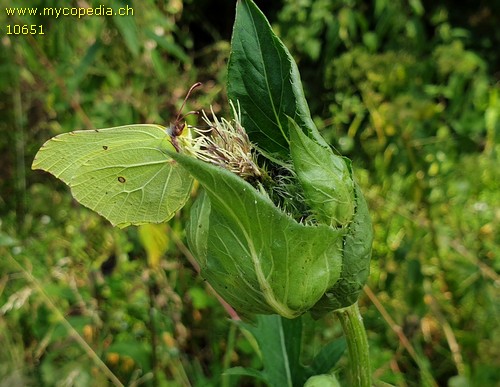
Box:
166;121;188;152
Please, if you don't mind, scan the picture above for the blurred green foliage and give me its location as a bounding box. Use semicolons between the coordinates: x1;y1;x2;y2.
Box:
274;0;500;385
1;0;499;386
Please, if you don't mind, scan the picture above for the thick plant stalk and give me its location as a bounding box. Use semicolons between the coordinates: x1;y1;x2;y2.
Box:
335;302;371;387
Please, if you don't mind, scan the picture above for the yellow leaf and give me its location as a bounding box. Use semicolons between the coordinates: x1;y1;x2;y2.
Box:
138;223;170;268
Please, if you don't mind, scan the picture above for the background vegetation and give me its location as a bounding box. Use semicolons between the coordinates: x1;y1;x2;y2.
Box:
1;0;499;385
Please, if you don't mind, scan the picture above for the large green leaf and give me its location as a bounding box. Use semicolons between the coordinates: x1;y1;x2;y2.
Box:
228;315;295;387
32;125;193;228
227;0;328;159
171;151;345;319
227;315;346;387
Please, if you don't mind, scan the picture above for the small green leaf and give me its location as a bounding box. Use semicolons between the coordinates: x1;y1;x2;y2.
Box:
224;366;268;384
289;118;355;227
32;125;193;228
310;183;373;316
110;0;140;57
172;151;345;318
228;0;328;159
309;337;346;376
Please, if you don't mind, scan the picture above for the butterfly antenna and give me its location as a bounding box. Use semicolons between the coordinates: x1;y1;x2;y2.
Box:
180;110;200;121
175;82;202;124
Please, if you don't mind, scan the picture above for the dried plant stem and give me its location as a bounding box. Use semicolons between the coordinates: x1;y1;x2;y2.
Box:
423;280;465;376
364;285;438;387
7;254;124;387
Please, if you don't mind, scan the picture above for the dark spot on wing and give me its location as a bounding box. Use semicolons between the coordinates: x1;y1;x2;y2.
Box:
118;176;126;183
103;145;108;150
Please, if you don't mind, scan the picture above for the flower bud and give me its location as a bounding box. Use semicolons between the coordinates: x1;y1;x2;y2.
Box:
289;118;355;228
170;114;372;319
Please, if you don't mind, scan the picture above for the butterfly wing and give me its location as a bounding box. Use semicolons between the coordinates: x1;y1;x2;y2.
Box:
32;125;193;228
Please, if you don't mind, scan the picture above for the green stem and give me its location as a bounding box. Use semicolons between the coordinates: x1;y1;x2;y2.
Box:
147;275;159;387
221;323;237;387
335;302;371;387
